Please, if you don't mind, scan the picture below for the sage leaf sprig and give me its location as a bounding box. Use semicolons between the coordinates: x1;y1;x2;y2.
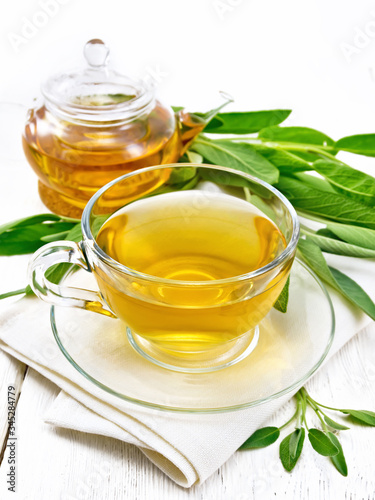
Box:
297;238;375;320
0;214;79;255
273;277;290;313
335;134;375;157
239;387;375;476
203;109;292;134
1;105;375;323
185;108;375;320
0;214;81;300
279;428;305;472
240;426;280;449
192;137;279;184
312;159;375;206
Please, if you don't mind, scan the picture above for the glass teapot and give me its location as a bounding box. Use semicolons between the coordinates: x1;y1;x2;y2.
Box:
23;39;231;217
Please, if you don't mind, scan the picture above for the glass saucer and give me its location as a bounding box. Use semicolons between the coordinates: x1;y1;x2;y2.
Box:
51;259;335;413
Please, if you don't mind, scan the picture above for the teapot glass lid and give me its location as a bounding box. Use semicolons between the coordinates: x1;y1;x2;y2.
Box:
41;39;154;123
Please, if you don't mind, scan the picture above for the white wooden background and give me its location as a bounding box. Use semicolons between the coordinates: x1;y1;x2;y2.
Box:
1;0;375;496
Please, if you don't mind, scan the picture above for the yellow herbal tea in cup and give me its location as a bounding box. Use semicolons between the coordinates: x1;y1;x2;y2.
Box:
29;164;299;372
95;191;286;358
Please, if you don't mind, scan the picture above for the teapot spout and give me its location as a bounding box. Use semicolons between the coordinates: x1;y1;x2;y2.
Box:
177;91;234;155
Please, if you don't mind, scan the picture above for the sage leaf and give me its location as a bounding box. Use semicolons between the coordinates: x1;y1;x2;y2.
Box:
329;266;375;320
276;176;375;229
313;159;375;206
301;230;375;258
297;238;375;320
40;230;72;242
0;213;62;235
336;134;375;157
192;138;279;184
259;126;336;162
0;222;77;256
198;168;276;207
341;409;375;426
295;173;336;193
239;426;280;450
308;429;339;456
279;429;305;471
199;168;254;188
185;150;203;163
204;110;291;134
328;432;348;476
1;221;82;300
65;223;82;242
169;166;197;184
151;174;200;197
289;428;305;459
45;263;76;285
179;175;200;190
316;227;340;239
273;277;290;313
259;126;336;147
251;145;311;173
324;415;350;431
325;222;375;250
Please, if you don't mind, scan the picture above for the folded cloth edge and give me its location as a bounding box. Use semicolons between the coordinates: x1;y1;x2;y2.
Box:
1;318;374;487
0;341;199;488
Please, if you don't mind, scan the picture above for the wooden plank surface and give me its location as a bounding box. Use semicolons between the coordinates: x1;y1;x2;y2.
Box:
0;325;374;500
0;352;26;461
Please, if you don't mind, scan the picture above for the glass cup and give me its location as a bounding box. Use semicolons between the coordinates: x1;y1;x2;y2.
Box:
28;164;299;373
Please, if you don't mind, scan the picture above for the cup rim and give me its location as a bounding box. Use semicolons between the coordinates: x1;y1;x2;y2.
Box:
81;163;300;286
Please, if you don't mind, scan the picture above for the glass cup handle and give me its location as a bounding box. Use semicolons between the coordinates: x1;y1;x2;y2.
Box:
28;241;116;317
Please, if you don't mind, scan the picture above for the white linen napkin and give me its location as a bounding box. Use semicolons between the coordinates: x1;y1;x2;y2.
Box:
0;253;374;487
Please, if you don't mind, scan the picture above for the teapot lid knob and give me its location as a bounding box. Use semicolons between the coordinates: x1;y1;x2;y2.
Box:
83;39;110;68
